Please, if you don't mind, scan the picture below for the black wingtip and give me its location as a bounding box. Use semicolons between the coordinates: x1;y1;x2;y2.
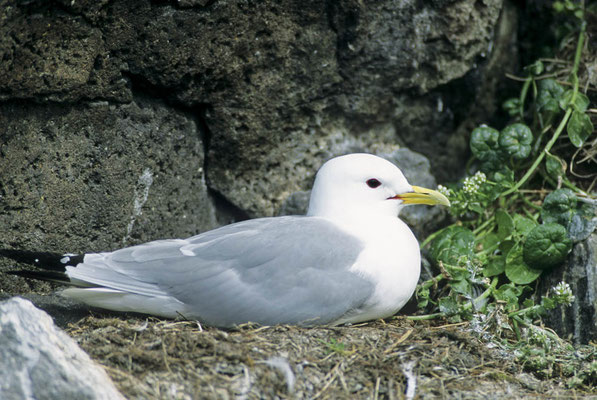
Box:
0;249;84;271
6;270;71;284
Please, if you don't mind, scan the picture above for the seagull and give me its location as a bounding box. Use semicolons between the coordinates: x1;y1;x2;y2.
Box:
2;153;449;327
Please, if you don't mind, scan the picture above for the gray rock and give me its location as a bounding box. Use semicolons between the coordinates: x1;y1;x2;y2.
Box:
538;232;597;345
199;0;504;216
0;0;509;219
0;297;124;400
0;6;129;103
278;191;312;217
0;96;217;294
0;293;92;329
0;96;217;251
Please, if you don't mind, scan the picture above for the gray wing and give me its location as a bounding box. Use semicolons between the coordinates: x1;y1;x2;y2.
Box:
67;216;374;327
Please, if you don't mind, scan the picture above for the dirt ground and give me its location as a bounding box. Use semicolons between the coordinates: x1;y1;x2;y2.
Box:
62;313;595;399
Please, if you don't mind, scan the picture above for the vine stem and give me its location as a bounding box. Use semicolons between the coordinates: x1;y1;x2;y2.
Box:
571;21;586;89
473;215;495;236
508;304;543;318
406;311;444;321
419;223;458;249
500;108;572;197
517;192;541;211
519;77;532;119
500;20;586;198
419;274;445;290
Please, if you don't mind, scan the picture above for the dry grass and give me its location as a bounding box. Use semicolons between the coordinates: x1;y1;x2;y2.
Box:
65;314;594;399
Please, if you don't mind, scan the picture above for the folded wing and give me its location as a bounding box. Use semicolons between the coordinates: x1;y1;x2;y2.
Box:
64;216;374;327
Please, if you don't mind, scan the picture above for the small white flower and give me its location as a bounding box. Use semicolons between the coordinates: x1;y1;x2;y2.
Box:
437;184;451;198
462;176;480;194
552;281;575;306
553;281;571;296
472;171;487;185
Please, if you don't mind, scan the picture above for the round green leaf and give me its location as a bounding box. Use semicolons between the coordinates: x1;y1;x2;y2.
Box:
479;232;500;252
524;60;544;76
536;79;564;115
491;167;514;188
439;295;459;316
523;223;572;270
483;255;505;277
430;226;475;265
499;239;515;255
506;261;542;285
450;279;472;295
499;123;533;160
470;126;501;166
567;110;594;148
502;98;521;116
545;153;566;179
494;283;526;310
496;209;514;241
541;188;577;225
559;90;590;113
505;245;542;284
512;214;537;236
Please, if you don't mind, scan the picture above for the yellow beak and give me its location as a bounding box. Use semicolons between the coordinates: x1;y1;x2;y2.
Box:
396;185;451;206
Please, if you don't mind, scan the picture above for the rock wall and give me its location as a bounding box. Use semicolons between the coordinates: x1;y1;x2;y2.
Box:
0;0;515;290
538;233;597;345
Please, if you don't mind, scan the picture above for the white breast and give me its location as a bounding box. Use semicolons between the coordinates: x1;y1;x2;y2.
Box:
331;216;421;324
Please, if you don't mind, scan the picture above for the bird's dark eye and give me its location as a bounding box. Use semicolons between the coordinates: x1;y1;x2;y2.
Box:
366;178;382;188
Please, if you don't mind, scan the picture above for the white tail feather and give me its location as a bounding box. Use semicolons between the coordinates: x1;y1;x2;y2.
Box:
62;288;190;319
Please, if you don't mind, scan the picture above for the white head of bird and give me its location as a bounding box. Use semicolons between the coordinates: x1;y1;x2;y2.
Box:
307;153;450;219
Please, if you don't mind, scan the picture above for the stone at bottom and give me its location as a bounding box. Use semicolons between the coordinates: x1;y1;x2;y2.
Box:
0;297;124;400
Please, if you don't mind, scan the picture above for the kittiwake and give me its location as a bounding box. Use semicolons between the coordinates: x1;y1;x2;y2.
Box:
2;153;450;327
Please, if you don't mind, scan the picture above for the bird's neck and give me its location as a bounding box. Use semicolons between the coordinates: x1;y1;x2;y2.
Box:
307;203;402;221
311;211;405;237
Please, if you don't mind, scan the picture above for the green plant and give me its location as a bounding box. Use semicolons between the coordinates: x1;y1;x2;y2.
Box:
522;223;572;269
409;0;596;363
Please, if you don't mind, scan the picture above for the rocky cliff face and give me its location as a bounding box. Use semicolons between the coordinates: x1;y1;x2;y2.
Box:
1;0;512;266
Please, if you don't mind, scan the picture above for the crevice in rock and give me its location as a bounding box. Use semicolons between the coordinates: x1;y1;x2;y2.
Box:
122;72;213;146
121;72;174;103
170;0;217;11
324;0;360;83
120;71;243;227
192;104;213;189
208;188;251;226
